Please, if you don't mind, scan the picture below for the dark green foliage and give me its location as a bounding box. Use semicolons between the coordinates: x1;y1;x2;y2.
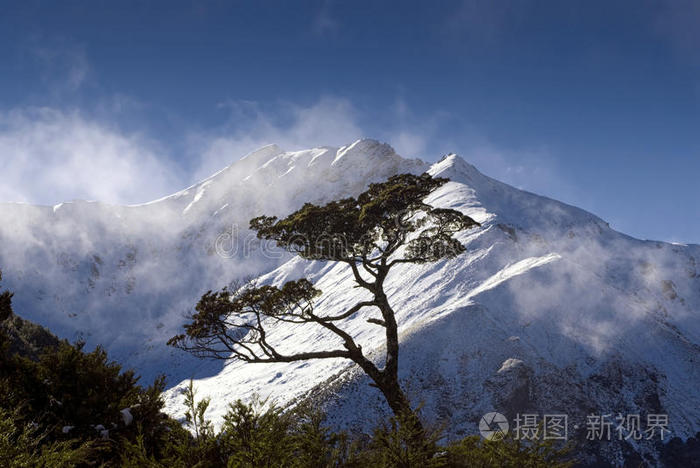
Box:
2;341;167;435
249;173;478;263
0;337;175;466
0;271;13;322
0;269;60;361
178;379;221;466
0;270;191;466
0;406;96;467
352;411;444;468
218;397;354;468
442;434;573;468
119;390;353;468
0;313;61;361
287;405;353;468
170;398;572;468
119;419;214;468
659;432;700;467
0;273;181;466
184;379;214;441
168;279;323;362
220;396;297;467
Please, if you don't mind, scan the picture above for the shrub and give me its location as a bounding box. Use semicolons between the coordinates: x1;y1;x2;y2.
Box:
443;433;573;468
0;406;95;467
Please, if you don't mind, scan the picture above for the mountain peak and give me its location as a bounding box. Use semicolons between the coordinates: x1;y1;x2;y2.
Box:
337;137;393;155
429;152;481;180
332;138;405;166
238;143;285;165
427;153;491;195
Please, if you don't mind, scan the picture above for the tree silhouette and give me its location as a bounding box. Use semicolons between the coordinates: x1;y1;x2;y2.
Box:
169;173;479;432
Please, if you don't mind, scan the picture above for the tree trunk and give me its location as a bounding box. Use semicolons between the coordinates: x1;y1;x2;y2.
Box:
375;372;435;467
371;279;428;438
378;373;424;431
358;265;433;458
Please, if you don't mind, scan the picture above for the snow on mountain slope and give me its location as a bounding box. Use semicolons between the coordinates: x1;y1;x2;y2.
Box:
1;139;698;464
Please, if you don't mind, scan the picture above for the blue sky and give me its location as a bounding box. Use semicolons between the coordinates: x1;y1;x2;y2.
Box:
0;1;698;243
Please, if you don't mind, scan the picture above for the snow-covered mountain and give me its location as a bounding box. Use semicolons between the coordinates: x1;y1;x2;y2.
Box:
1;139;698;465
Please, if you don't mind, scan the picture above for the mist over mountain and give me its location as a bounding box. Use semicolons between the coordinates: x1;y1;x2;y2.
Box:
1;139;698;465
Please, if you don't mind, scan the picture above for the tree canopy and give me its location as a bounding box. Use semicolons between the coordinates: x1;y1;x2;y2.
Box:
249;172;477;265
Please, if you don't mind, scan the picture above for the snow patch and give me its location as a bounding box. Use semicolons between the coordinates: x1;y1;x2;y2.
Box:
498;358;525;373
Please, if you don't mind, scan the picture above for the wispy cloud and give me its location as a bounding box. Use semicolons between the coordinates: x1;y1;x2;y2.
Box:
0;95;569;210
312;0;339;36
190;97;364;180
190;95;451;178
0;107;180;205
456;139;575;203
28;41;91;92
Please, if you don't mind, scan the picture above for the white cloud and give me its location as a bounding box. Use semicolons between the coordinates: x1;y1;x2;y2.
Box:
191;95;573;207
0;98;374;205
0;96;569;210
0;107;180;205
29;42;91;92
190;96;455;181
390;131;428;158
191;97;364;180
458;142;571;197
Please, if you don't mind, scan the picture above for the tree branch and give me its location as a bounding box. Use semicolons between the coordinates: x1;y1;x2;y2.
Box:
320;300;377;321
346;261;374;289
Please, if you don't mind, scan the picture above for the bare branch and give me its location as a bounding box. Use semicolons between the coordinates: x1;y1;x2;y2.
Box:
319;300;377;321
347;260;374;289
366;318;386;327
361;260;379;278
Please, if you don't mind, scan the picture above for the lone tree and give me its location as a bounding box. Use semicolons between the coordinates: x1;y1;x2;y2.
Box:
169;173;479;430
